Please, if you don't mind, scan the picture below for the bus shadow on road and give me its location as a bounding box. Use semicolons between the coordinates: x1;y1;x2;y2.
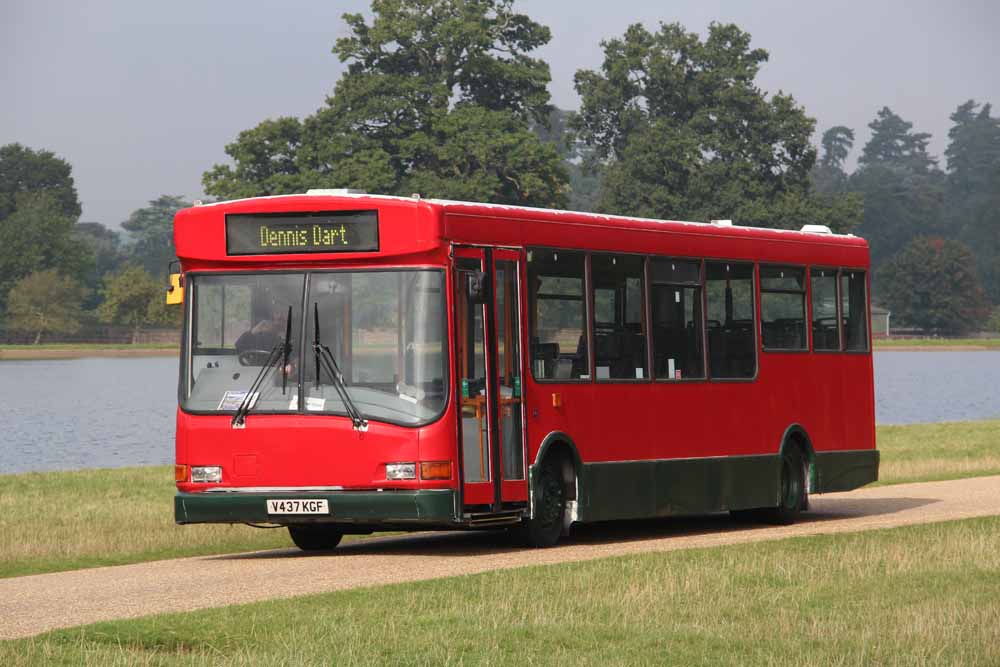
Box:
803;495;939;521
212;495;939;561
543;495;939;548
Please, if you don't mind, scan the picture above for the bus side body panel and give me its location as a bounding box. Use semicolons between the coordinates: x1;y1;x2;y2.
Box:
442;208;876;523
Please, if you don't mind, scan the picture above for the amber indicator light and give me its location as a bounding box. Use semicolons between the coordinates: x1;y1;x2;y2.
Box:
420;461;452;480
174;465;188;482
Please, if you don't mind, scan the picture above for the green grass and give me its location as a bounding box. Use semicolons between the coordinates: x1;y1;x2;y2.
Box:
2;420;998;579
875;420;1000;485
874;337;1000;349
0;467;293;579
4;516;999;665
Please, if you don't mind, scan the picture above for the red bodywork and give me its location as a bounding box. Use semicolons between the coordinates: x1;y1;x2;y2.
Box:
174;194;874;509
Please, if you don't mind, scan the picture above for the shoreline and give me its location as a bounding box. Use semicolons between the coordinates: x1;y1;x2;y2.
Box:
1;340;996;360
0;346;178;360
874;337;1000;351
874;344;999;351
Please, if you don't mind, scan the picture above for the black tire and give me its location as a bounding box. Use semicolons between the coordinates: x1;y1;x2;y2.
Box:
287;525;343;551
515;458;567;548
760;447;807;525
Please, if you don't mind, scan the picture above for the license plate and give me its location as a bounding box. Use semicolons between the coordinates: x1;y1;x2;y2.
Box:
266;499;330;515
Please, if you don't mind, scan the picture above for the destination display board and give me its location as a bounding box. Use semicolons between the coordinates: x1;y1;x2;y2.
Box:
225;211;379;255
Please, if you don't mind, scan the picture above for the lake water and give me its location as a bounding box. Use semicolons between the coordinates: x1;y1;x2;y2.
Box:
874;351;1000;426
1;352;998;474
1;357;179;474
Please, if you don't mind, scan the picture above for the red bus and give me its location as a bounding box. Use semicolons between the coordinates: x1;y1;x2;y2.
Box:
171;190;878;549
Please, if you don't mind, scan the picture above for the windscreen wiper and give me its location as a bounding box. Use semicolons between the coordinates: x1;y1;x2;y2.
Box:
313;302;368;431
232;306;293;429
280;305;293;394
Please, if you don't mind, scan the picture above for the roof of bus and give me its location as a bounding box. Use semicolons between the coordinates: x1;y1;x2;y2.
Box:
186;191;868;249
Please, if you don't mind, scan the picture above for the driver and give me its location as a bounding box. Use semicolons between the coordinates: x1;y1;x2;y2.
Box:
235;302;289;358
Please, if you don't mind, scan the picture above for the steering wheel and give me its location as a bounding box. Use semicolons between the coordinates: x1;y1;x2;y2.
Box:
238;349;272;366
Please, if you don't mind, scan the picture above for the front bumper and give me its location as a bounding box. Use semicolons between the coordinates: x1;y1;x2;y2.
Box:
175;489;458;526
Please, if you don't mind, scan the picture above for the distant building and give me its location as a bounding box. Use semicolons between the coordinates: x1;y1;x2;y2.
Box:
871;305;891;337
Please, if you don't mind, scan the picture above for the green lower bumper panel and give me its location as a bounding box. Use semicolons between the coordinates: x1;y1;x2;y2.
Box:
175;489;457;526
814;449;880;493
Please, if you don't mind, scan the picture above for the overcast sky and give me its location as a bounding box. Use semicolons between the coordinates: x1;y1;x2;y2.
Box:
3;0;998;227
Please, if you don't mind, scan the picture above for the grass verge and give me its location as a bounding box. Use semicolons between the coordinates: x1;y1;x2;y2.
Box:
0;344;178;360
2;420;997;580
4;516;1000;665
874;420;1000;486
0;467;292;579
874;337;1000;350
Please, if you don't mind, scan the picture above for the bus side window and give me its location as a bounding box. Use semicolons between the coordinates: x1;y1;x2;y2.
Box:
527;249;588;380
841;270;869;351
810;268;840;351
705;262;755;379
591;253;648;380
649;258;704;380
760;266;807;351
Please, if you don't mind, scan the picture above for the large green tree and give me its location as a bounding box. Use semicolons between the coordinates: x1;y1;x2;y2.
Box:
0;143;81;222
121;195;191;276
571;22;860;231
533;107;603;211
943;100;1000;301
852;108;945;269
73;222;126;309
0;146;89;311
945;101;1000;195
811;126;855;195
205;0;567;208
98;265;179;343
0;192;90;311
202;118;308;200
5;269;87;344
877;237;990;335
859;107;936;172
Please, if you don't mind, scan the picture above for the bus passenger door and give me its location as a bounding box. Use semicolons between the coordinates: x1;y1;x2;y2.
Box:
453;246;528;513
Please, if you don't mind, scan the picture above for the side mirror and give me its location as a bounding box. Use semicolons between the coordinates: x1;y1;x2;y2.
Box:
467;271;488;304
166;273;184;305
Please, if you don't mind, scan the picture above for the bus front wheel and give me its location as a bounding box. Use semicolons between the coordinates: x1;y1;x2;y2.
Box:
515;458;567;548
288;525;343;551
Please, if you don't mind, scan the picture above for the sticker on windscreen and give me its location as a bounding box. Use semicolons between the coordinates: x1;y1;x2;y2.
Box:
287;395;327;411
218;390;257;411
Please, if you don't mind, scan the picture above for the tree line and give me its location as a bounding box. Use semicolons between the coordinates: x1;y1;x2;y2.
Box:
2;0;997;340
811;104;999;334
0;142;188;342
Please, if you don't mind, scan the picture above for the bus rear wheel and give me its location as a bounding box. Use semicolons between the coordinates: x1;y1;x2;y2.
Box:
761;447;807;525
288;525;343;551
515;458;566;548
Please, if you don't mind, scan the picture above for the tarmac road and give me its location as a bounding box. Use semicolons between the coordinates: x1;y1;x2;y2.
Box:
2;475;999;640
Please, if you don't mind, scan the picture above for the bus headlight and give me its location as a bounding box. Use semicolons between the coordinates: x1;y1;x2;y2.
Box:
386;463;416;480
191;466;223;483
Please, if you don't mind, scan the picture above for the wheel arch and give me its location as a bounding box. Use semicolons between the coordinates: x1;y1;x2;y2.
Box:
532;431;582;505
779;424;815;464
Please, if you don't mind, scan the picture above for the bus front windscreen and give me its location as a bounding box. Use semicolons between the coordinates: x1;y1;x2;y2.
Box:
184;270;448;426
